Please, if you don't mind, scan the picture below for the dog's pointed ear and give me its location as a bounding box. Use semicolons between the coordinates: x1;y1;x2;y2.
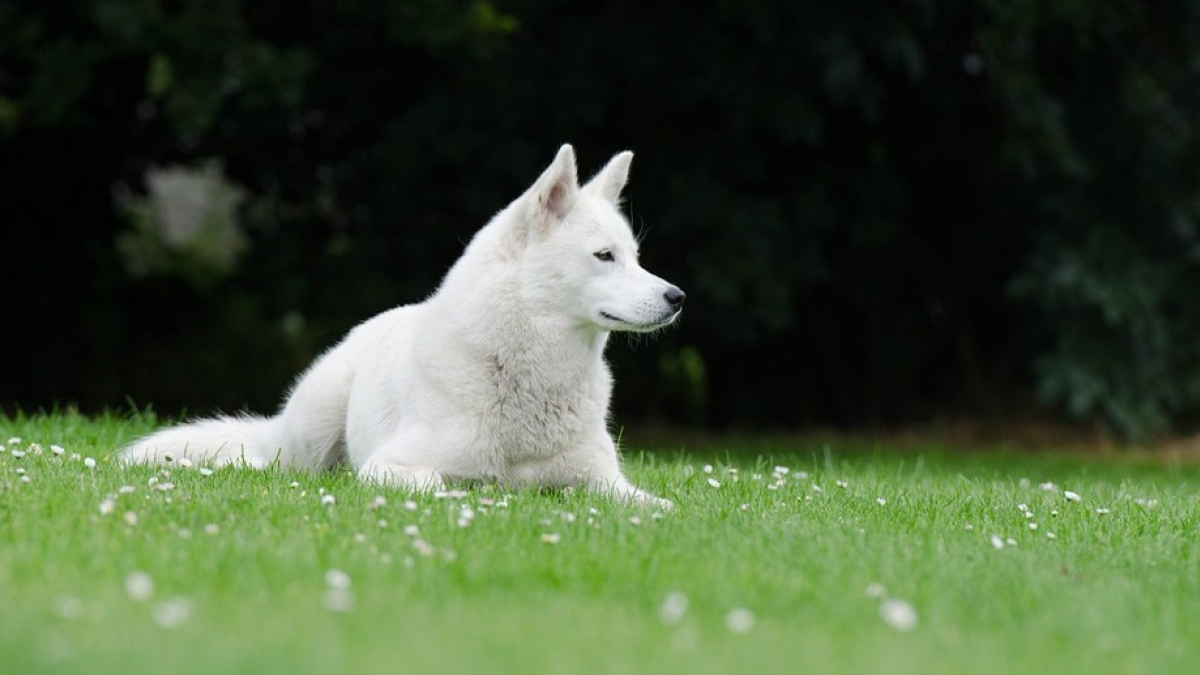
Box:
527;144;579;233
583;151;633;205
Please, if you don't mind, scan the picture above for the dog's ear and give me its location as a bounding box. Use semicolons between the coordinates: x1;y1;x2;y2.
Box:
527;144;579;234
583;151;633;205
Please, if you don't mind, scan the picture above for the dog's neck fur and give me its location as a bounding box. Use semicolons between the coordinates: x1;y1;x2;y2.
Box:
413;206;611;461
418;144;633;440
430;202;610;390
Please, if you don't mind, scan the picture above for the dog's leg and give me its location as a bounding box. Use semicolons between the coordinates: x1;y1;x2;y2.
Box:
351;421;450;491
588;474;674;510
577;436;674;509
358;460;446;492
274;342;356;470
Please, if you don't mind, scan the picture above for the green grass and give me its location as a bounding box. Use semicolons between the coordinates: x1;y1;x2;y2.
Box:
2;411;1198;674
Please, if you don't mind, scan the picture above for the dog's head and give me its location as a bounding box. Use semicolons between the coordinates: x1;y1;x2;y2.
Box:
517;145;685;334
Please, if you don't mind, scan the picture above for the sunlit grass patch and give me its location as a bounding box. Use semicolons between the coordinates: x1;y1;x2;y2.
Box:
1;412;1198;674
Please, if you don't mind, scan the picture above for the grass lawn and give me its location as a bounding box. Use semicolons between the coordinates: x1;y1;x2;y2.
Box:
2;411;1198;674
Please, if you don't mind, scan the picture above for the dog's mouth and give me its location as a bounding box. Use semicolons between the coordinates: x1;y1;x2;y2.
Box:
599;309;681;332
599;311;626;324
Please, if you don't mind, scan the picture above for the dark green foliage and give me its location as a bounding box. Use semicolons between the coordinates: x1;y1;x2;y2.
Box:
997;2;1200;437
3;1;1200;438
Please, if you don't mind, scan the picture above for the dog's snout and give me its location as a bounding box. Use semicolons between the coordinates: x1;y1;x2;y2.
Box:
664;287;686;309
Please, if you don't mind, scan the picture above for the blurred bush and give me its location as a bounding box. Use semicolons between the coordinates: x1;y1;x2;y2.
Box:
3;0;1200;439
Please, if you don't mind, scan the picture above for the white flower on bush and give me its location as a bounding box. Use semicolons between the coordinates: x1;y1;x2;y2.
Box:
115;161;248;278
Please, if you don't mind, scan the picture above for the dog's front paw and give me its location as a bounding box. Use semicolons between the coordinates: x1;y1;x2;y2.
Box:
358;462;446;492
627;493;674;511
592;476;674;510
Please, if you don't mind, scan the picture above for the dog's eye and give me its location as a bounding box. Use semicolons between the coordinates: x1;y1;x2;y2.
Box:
593;250;615;262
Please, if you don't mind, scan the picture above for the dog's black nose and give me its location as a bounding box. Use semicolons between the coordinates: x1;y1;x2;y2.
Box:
664;287;686;308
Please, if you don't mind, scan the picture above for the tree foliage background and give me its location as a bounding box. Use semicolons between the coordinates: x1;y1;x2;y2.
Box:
4;0;1200;439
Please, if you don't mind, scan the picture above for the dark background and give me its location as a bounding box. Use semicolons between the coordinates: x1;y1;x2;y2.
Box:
4;0;1200;440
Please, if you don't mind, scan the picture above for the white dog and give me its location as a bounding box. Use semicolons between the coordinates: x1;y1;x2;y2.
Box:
122;145;685;507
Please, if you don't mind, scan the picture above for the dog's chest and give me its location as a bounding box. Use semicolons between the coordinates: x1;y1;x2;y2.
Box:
481;353;603;457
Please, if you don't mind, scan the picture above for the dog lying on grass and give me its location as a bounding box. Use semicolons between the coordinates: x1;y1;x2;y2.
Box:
123;145;685;508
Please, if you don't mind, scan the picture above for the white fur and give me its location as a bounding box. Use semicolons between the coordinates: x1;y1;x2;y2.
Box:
122;145;684;508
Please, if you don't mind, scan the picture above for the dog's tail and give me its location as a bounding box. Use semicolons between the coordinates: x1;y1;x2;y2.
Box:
120;414;283;468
